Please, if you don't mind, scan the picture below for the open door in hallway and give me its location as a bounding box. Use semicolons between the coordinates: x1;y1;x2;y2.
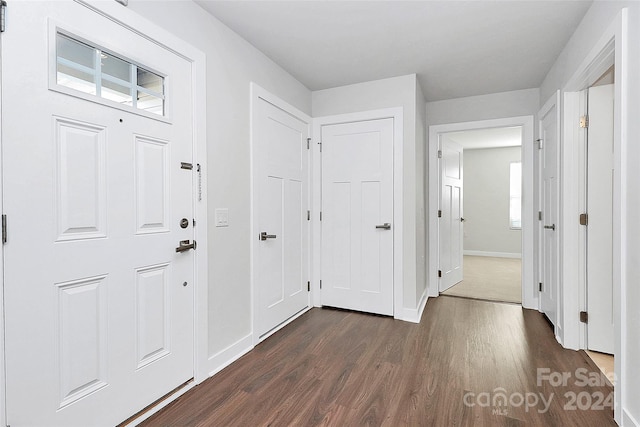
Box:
439;137;464;292
538;93;560;327
586;83;614;354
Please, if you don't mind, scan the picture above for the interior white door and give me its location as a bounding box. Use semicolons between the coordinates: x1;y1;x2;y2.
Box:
539;98;559;326
2;2;195;425
586;84;614;354
254;97;310;338
321;118;394;316
439;137;464;292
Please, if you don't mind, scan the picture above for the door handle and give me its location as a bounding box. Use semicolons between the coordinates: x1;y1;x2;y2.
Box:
175;240;196;252
260;232;277;241
544;224;556;231
375;223;391;230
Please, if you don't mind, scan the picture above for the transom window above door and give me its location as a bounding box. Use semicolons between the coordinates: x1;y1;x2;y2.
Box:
55;32;165;116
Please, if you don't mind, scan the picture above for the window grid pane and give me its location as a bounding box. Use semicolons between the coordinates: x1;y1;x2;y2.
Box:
55;33;165;116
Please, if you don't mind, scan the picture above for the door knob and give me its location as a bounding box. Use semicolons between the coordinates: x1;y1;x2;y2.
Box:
544;224;556;231
260;232;277;241
375;223;391;230
175;240;196;252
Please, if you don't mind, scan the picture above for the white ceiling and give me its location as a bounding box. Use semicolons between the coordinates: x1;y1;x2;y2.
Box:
195;1;592;101
444;126;522;149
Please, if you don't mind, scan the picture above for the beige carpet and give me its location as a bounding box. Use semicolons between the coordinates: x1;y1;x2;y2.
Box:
442;255;522;303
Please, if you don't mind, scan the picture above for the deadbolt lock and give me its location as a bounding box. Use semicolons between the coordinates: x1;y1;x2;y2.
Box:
180;218;189;229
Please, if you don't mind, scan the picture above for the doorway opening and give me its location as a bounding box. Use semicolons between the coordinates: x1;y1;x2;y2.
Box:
439;126;523;304
428;116;536;310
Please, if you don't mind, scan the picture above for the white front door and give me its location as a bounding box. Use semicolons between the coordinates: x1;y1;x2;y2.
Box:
254;96;310;339
3;2;195;425
321;118;394;316
439;137;464;292
539;97;559;326
586;84;614;354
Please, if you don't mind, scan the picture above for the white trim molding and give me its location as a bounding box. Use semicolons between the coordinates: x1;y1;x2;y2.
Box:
206;334;254;378
428;116;536;309
400;288;429;324
312;107;404;320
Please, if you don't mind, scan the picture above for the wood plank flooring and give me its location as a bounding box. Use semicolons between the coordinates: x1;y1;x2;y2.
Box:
141;296;615;426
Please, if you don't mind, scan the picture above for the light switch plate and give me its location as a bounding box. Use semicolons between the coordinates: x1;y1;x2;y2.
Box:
215;208;229;227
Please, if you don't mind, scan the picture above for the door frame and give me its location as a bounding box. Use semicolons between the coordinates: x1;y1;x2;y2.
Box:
249;83;312;345
0;0;208;423
312;108;404;319
559;8;627;424
428;116;536;309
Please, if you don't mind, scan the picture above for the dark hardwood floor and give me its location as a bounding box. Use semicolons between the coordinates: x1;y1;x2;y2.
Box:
141;296;615;426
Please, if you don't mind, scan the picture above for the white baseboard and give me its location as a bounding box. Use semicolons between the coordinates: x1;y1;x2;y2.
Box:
399;289;429;324
125;381;195;426
624;409;639;427
463;250;522;259
207;333;254;378
256;306;311;344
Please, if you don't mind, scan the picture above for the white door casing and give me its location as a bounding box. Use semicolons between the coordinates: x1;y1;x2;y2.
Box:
320;118;394;316
2;2;198;425
439;137;464;292
251;85;311;341
538;95;560;329
586;84;615;354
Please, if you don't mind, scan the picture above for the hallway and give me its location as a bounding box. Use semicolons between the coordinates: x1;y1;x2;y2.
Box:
141;297;614;426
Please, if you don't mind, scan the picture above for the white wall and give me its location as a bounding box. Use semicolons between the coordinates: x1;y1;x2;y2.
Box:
312;74;423;312
127;0;311;369
539;2;640;425
462;146;522;256
426;88;540;128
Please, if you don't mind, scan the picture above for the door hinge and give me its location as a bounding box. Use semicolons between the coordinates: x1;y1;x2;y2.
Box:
319;280;322;289
307;281;310;292
538;211;543;221
580;311;588;324
0;1;6;33
306;138;311;150
539;282;543;292
437;150;442;159
438;270;442;278
180;162;193;170
318;141;322;152
580;115;589;128
438;210;442;218
1;214;6;244
579;213;588;226
536;138;543;150
319;211;322;221
307;210;310;221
